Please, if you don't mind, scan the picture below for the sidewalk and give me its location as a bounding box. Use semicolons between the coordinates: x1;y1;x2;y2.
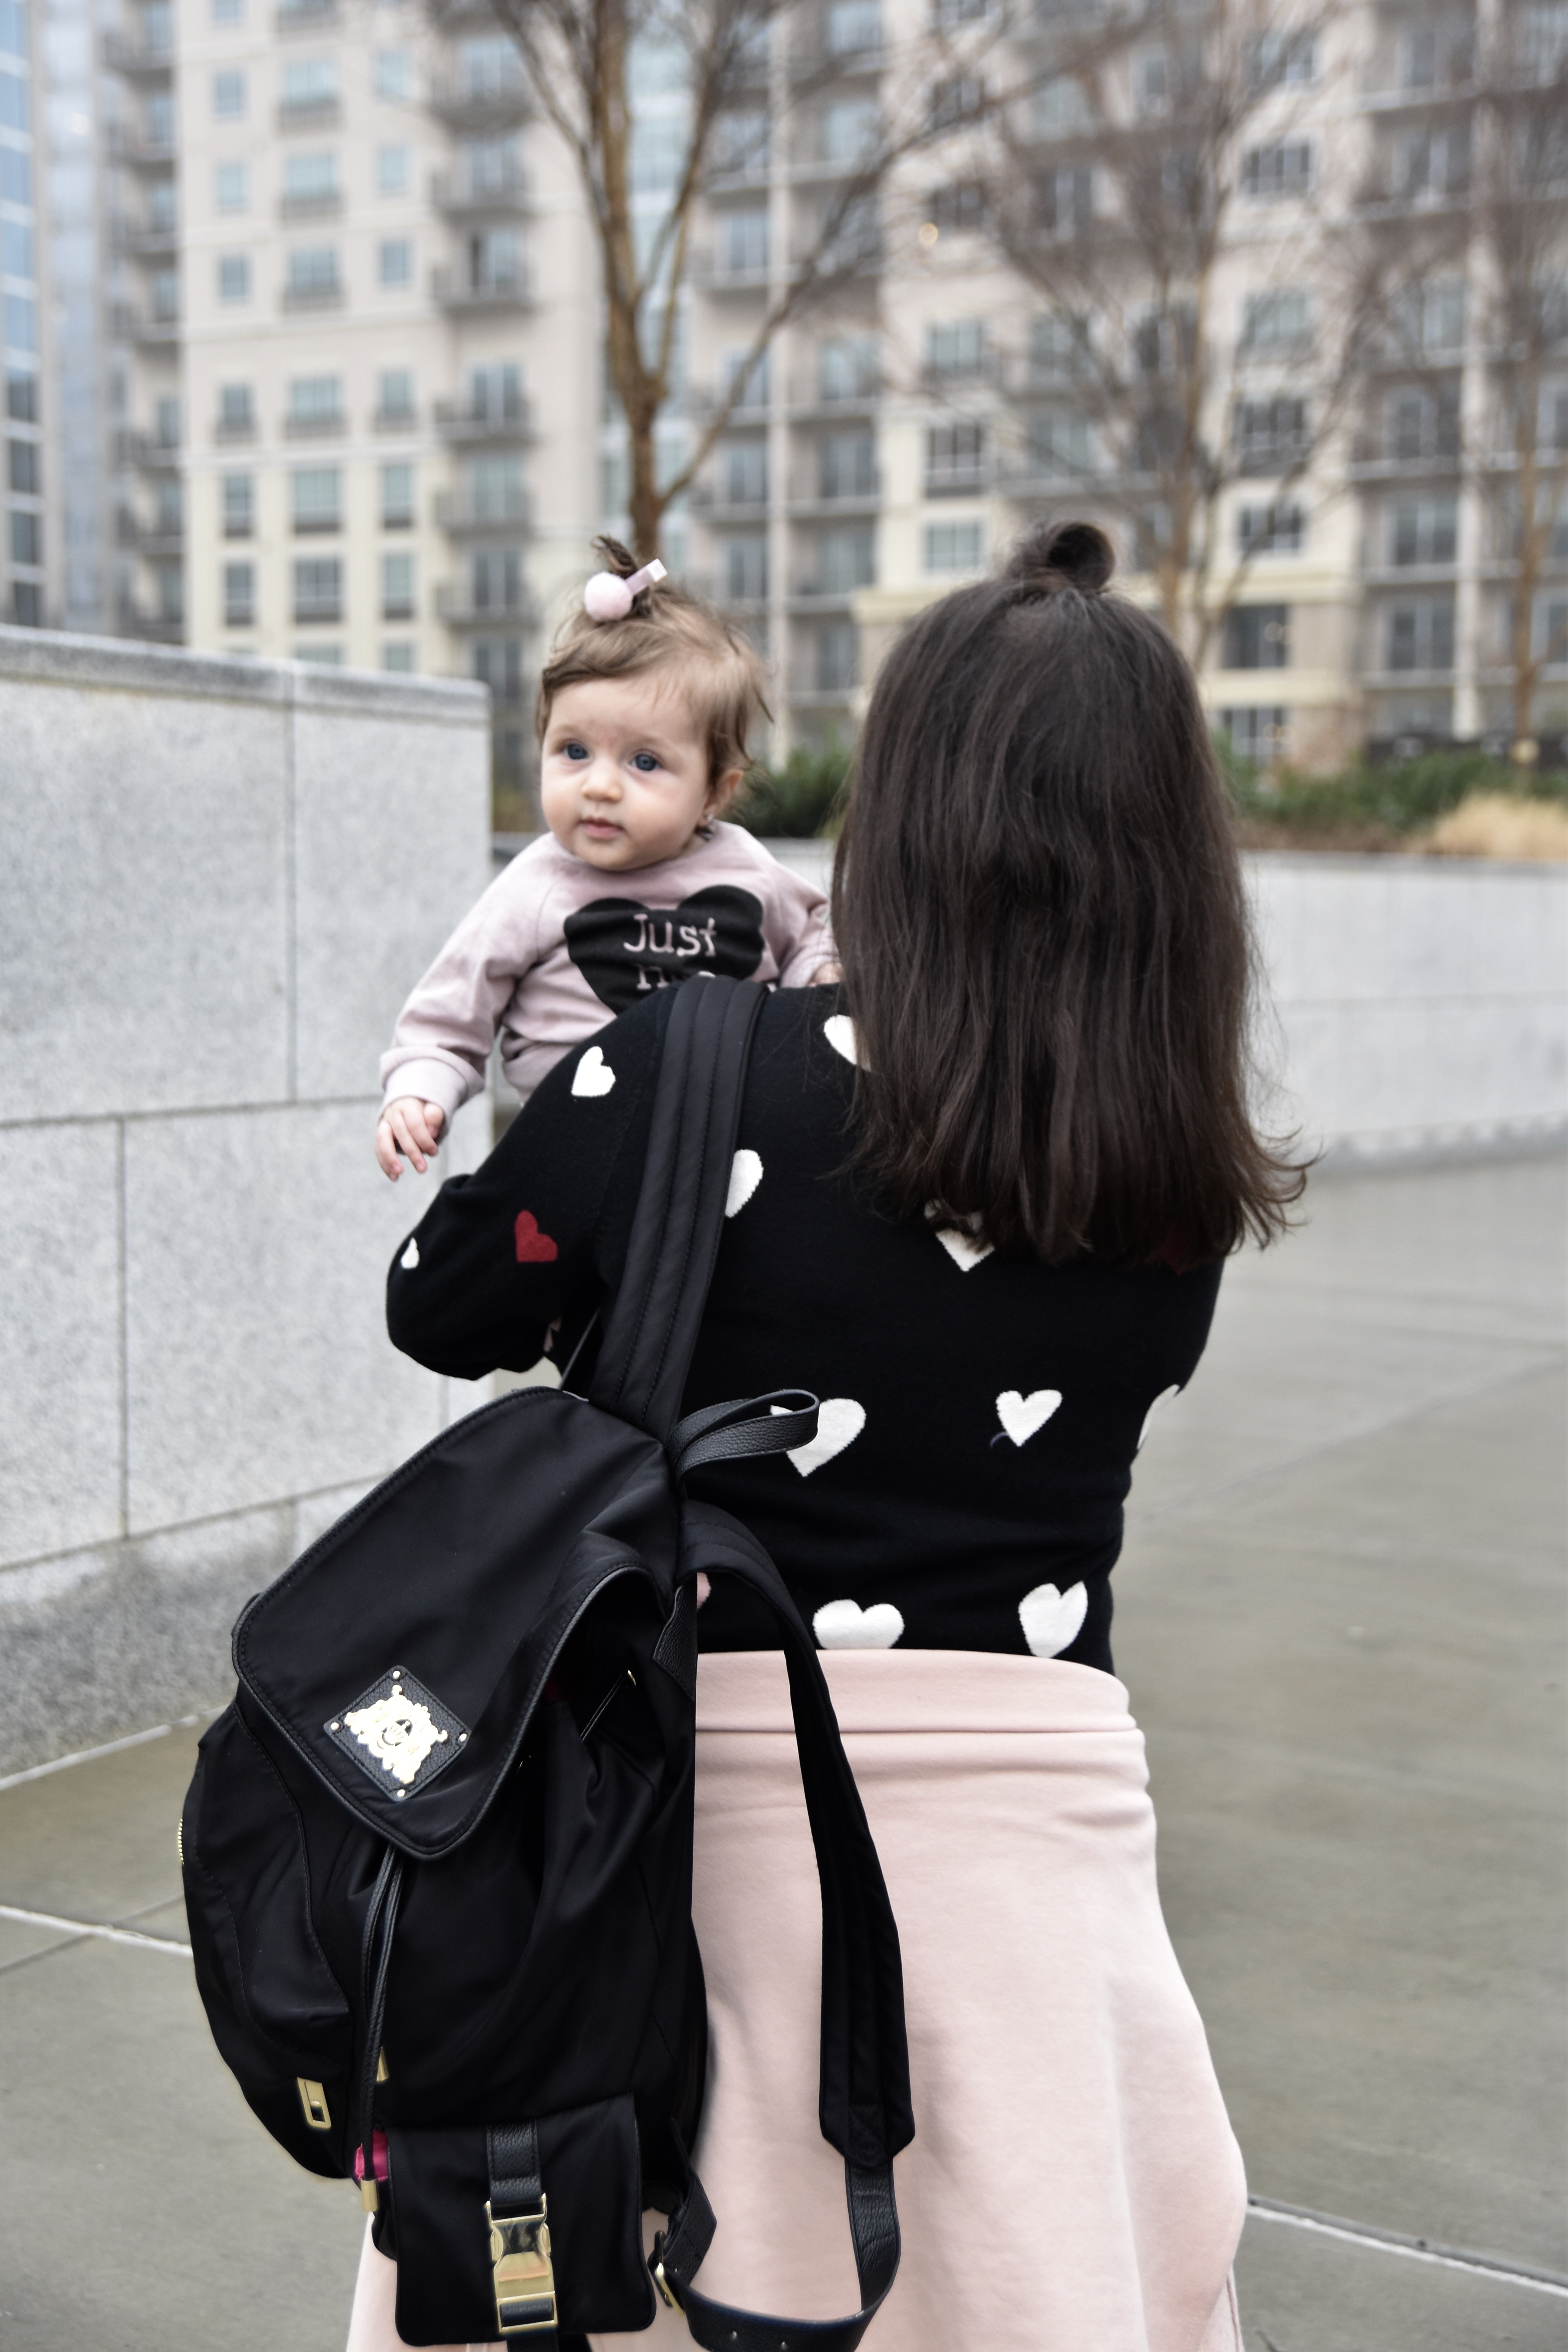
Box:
0;1152;1562;2351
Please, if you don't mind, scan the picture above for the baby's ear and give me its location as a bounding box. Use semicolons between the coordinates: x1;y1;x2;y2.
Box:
707;766;745;815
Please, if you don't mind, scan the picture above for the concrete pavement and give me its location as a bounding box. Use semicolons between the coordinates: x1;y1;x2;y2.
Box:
0;1152;1562;2350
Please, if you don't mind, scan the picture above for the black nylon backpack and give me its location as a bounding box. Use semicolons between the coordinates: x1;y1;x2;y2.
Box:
181;975;915;2351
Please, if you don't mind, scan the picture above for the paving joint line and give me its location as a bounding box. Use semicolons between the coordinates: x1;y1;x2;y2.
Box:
0;1902;193;1957
1247;2197;1568;2296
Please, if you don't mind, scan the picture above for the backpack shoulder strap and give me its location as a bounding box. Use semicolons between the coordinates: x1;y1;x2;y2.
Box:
589;975;767;1442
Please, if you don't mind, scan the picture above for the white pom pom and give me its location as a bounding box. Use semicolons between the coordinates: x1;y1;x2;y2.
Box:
584;571;634;621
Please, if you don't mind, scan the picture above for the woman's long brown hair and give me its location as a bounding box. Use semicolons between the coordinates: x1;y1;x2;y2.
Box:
831;520;1304;1265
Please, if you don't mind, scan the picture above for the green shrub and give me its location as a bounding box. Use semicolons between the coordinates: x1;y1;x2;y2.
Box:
733;736;852;837
1220;738;1568;840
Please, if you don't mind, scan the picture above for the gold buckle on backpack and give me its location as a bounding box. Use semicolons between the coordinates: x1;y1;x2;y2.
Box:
486;2198;557;2335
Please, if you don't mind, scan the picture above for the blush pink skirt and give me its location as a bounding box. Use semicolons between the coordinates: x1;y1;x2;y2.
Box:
347;1650;1245;2352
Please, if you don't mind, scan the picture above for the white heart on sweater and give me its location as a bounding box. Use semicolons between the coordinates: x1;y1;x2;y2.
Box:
726;1148;763;1218
1136;1384;1181;1454
773;1395;866;1476
571;1045;616;1098
996;1389;1062;1446
814;1598;904;1650
933;1221;993;1272
399;1237;419;1270
1018;1581;1088;1658
823;1014;862;1067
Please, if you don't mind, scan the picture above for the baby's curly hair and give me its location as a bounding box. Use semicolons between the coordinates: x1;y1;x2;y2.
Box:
536;537;773;788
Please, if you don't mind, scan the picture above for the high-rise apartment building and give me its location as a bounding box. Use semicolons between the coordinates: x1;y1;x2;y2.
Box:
18;0;1565;785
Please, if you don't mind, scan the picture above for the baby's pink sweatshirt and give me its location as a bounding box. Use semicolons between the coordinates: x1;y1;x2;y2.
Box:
381;822;831;1115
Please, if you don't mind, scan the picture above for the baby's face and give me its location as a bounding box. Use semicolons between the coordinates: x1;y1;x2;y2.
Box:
540;672;732;872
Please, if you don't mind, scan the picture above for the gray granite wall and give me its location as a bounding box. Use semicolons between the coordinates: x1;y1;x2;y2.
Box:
0;630;493;1772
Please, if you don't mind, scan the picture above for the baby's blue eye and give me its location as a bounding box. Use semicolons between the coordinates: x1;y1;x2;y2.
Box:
632;752;661;773
563;741;589;761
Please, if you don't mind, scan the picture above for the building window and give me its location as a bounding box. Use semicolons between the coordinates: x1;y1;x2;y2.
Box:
377;142;411;194
287;245;341;302
1387;599;1455;671
925;420;985;495
6;369;36;421
815;524;875;593
1387;388;1459;461
924;180;987;235
293;555;343;622
222;473;253;537
380;460;415;528
826;0;881;53
154;394;181;448
379;237;413;286
1241;140;1315;198
374;45;412;99
9;507;40;565
2;292;36;353
11;578;40;624
721;208;768;276
294;643;343;664
1028;410;1090;479
721;439;768;505
212;0;243;21
1236;501;1305;554
1036;165;1093;232
1248;31;1316;86
218;253;251;303
925;520;984;572
223;560;255;625
723;534;768;600
281;56;338;115
473;637;524;702
218;382;254;437
470;546;524;612
1388;279;1466;355
818;335;878;401
1241;289;1312;353
381;549;416;619
1543;600;1568;664
1232;397;1308;475
382;642;415;673
2;223;36;281
1220;706;1290;762
291;465;342;533
154;561;184;624
926;319;989;379
1388;495;1458;565
215;160;248;212
815;620;858;693
283;149;338;210
469;360;525;421
1224;604;1291;669
817;430;876;500
378;367;415;423
932;0;988;24
289;374;343;432
212;67;246;118
0;146;29;203
7;437;38;494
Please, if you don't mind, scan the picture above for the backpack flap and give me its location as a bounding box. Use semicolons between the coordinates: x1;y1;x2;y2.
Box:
386;2098;655;2345
231;1393;673;1860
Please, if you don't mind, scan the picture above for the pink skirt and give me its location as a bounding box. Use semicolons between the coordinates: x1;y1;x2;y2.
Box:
347;1650;1245;2352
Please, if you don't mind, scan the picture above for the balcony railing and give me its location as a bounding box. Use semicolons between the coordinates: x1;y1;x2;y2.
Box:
279;187;343;219
430;169;532;216
374;404;420;433
282;277;345;310
111;303;181;345
116;428;182;468
285;408;346;438
102;32;174;75
215;413;257;443
432;267;533;311
433;394;534;443
110;213;179;257
104;122;177;167
787;474;880;512
436;583;537;626
118;599;184;642
277;0;340;29
277;95;341;130
434;488;533;532
427;72;531;124
117;512;185;555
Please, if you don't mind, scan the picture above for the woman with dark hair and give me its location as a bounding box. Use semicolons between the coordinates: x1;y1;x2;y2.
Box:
377;521;1301;2352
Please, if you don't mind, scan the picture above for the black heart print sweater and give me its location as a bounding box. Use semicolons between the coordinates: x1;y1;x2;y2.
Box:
387;986;1223;1672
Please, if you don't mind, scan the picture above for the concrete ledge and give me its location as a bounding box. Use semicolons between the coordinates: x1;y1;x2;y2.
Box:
0;624;491;724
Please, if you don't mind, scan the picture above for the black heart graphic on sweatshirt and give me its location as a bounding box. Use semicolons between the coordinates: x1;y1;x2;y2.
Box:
564;886;766;1012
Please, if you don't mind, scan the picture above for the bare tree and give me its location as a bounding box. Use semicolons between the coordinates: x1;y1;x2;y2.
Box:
970;0;1381;665
435;0;1031;561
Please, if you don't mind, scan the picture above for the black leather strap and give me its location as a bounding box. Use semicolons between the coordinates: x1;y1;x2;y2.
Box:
653;2160;901;2352
487;2121;543;2217
590;978;767;1443
668;1390;819;1481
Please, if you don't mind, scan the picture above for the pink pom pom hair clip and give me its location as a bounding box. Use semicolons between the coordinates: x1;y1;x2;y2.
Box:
583;558;667;621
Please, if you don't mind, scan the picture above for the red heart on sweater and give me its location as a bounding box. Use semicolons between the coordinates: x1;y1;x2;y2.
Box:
514;1211;558;1264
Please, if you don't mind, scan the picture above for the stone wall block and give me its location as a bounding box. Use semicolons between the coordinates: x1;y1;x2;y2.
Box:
291;700;490;1104
0;1123;125;1569
122;1103;468;1532
0;677;290;1120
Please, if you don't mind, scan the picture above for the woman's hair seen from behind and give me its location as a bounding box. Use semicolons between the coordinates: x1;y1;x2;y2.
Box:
832;519;1303;1267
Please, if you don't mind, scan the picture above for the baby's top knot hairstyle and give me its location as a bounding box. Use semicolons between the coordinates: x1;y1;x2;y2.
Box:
1004;517;1116;596
537;534;773;791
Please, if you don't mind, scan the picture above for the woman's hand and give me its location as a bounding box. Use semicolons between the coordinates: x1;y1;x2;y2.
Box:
376;1097;447;1180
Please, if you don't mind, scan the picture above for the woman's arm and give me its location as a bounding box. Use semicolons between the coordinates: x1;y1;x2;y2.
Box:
385;991;669;1380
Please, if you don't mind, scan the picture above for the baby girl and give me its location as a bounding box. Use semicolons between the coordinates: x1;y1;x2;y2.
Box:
376;543;832;1179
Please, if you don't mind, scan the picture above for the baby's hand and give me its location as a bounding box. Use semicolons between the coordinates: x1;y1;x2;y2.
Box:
376;1097;446;1180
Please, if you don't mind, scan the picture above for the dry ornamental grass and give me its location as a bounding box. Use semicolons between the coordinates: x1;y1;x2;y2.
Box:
1425;792;1568;861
